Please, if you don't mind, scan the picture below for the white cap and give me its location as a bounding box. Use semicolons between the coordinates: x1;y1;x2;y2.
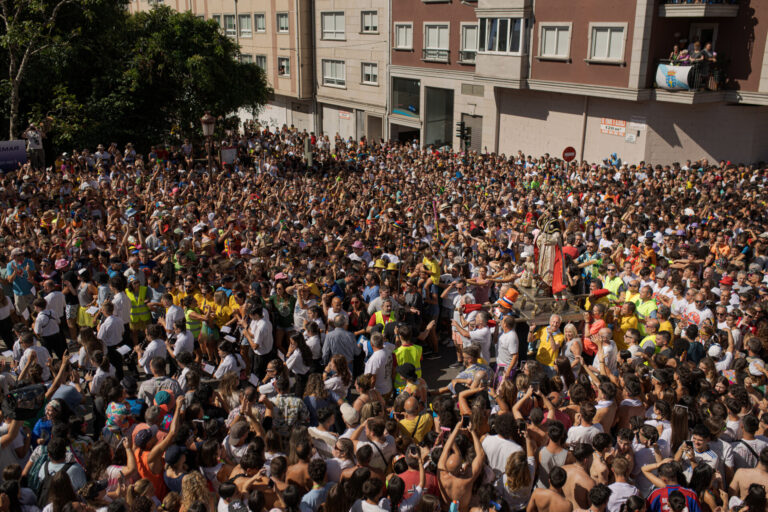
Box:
707;344;722;359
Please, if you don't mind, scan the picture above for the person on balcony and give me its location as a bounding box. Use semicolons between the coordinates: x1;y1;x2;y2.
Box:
669;44;682;65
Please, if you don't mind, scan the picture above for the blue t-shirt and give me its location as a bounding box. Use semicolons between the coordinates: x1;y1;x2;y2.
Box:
6;258;35;295
300;482;334;512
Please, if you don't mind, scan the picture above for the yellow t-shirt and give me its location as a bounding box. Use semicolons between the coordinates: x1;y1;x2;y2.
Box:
614;314;639;351
399;413;434;443
213;304;234;329
535;328;565;367
422;257;441;285
659;320;674;336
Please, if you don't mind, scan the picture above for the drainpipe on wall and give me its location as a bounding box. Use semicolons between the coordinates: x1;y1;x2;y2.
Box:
579;95;589;162
384;0;392;142
308;0;319;134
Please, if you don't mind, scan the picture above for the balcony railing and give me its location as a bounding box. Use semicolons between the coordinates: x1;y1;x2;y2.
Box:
422;48;450;63
458;50;477;63
655;59;725;92
659;0;739;17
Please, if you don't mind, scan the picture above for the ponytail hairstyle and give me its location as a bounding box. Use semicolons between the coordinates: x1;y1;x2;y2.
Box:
387;476;406;512
92;350;111;372
621;495;646;512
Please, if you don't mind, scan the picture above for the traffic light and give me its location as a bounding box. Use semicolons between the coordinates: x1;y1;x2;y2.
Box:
455;121;466;140
464;126;471;147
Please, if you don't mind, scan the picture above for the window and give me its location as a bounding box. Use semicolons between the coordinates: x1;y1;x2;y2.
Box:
394;23;413;50
539;24;571;59
460;24;478;63
212;14;221;28
241;54;253;63
255;55;267;71
588;25;625;62
361;11;378;33
423;24;449;62
223;15;236;37
322;60;346;87
391;77;420;117
278;57;290;76
239;14;252;37
362;63;378;85
478;17;523;54
277;13;289;33
255;14;266;32
321;12;345;40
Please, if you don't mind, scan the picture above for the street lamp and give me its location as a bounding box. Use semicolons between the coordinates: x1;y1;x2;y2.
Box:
200;112;215;172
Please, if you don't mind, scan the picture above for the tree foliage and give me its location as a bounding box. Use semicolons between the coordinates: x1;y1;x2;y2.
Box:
3;4;271;152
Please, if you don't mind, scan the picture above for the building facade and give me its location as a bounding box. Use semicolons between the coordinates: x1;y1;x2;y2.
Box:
390;0;768;163
314;0;389;142
130;0;316;132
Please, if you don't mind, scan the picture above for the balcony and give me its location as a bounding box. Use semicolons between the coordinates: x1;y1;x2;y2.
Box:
658;1;739;18
422;48;450;63
653;59;727;103
458;50;477;64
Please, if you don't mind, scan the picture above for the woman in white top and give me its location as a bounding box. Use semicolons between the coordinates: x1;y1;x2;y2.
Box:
496;428;537;512
214;341;245;380
285;332;313;396
562;323;583;376
89;350;116;396
323;354;352;403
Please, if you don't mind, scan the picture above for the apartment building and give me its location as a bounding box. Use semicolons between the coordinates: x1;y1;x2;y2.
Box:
314;0;389;142
130;0;316;132
390;0;768;163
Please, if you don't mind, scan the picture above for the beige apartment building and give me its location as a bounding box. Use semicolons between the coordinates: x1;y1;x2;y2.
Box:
314;0;389;142
129;0;316;132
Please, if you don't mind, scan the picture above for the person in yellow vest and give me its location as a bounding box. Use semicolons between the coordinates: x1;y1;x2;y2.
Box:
527;314;564;377
625;280;641;307
125;275;151;345
602;264;626;303
636;285;658;337
181;295;205;341
394;325;422;391
612;302;639;351
366;298;396;333
656;305;674;337
640;318;660;353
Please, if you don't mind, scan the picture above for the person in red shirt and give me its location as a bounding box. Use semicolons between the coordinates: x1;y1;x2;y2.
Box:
397;445;440;499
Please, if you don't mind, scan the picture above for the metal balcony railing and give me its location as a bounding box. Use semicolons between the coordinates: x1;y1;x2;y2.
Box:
422;48;450;63
656;59;725;91
458;50;477;63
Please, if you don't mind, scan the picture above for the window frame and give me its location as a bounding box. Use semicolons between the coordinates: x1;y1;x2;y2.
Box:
361;62;379;85
537;22;572;61
394;22;413;50
459;22;478;63
321;59;346;88
276;12;289;33
361;11;379;34
238;13;252;38
277;57;290;77
586;22;628;65
240;54;253;64
223;14;236;37
254;13;266;33
255;55;267;71
423;22;450;62
211;14;222;30
321;12;345;41
477;17;524;55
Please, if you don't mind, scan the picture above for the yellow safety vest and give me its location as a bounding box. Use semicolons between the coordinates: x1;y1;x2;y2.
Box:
186;308;202;339
374;310;396;326
636;299;657;336
394;344;423;389
126;287;151;324
605;276;624;302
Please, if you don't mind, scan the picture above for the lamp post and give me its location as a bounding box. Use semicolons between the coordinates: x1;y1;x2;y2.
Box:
200;112;216;172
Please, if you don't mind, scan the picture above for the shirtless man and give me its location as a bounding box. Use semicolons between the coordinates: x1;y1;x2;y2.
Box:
590;433;613;485
562;443;597;510
285;440;313;492
339;444;386;483
614;379;646;430
528;466;573;512
575;485;612;512
729;447;768;499
438;421;485;512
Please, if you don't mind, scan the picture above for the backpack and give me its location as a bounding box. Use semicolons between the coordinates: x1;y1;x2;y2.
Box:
37;461;75;508
26;445;48;496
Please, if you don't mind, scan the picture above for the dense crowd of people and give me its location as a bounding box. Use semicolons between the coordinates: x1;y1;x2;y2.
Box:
0;125;766;512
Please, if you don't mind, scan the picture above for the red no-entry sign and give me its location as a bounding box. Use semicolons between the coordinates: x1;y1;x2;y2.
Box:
563;147;576;162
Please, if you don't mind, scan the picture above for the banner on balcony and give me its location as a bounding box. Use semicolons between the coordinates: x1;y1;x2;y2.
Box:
656;64;692;91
